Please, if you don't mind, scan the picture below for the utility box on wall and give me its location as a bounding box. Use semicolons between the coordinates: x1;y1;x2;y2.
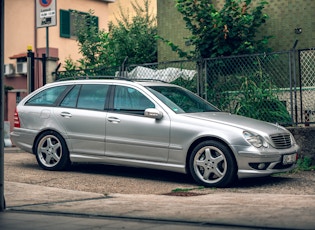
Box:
16;62;27;74
4;63;14;75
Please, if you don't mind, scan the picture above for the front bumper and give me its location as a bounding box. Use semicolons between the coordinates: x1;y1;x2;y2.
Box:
233;144;300;179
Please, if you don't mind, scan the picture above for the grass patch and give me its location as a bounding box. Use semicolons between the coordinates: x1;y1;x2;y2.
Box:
171;186;205;193
171;186;217;193
289;156;315;174
296;156;315;171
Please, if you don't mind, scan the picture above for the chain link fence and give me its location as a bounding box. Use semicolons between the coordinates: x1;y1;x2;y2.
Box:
204;52;294;125
299;49;315;125
125;60;199;93
55;49;315;126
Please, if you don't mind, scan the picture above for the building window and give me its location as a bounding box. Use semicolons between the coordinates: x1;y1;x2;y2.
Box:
60;9;99;38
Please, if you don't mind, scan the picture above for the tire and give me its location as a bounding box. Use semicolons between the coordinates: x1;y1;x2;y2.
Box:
189;140;237;187
35;131;70;171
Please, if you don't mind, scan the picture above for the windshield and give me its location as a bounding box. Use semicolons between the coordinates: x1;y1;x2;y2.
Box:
147;86;220;114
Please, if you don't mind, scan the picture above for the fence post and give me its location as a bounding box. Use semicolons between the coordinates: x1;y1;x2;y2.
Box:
292;40;298;125
27;48;35;93
42;53;46;85
196;59;205;98
120;57;128;78
204;59;208;101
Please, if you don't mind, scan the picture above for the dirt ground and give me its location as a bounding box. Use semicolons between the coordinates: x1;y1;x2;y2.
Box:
4;151;315;195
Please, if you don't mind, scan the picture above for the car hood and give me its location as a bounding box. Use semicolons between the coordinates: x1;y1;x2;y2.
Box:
182;112;289;135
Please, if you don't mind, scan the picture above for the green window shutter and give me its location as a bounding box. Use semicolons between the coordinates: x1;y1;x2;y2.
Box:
85;14;99;34
93;16;99;30
60;9;70;38
85;14;99;30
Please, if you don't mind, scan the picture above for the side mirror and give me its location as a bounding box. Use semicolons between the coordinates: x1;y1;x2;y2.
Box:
144;108;163;120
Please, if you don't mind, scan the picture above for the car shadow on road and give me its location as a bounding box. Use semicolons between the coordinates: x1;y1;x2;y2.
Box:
68;163;296;189
235;175;295;188
69;163;196;184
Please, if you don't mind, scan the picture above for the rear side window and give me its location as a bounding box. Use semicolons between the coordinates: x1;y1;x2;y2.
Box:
60;85;80;108
25;86;68;106
60;84;109;110
77;84;109;110
61;84;109;110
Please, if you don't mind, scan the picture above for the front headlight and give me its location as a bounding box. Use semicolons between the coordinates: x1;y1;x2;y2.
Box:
243;131;268;148
290;133;296;145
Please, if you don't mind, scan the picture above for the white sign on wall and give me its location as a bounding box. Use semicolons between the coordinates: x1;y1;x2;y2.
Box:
36;0;57;28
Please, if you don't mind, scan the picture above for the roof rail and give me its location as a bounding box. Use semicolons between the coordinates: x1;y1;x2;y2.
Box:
56;75;167;83
56;75;116;81
118;78;168;83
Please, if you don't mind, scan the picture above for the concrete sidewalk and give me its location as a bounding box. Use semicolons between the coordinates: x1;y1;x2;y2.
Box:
3;181;315;229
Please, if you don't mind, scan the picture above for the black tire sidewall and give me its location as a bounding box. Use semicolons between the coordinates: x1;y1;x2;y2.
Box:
35;131;70;171
189;140;237;188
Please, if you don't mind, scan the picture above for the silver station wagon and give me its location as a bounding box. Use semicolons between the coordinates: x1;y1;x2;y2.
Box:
11;79;300;187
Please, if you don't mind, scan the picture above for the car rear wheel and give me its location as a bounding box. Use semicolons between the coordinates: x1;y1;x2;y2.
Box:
189;140;237;187
35;131;70;171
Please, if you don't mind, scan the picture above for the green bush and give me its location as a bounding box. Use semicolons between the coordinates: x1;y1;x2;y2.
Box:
208;72;292;124
297;156;315;171
233;75;292;124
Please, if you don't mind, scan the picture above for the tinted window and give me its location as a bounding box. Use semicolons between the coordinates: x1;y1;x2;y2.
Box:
113;86;154;115
77;84;109;110
60;85;80;108
147;86;219;113
26;85;68;106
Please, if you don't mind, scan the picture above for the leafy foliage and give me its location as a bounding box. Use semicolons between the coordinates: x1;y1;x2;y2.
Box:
160;0;272;59
293;156;315;172
4;85;14;92
109;0;157;65
63;9;115;71
171;75;197;93
63;0;157;72
208;67;292;124
233;75;292;124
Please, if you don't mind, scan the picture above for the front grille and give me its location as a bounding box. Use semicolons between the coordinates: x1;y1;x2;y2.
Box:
270;133;292;149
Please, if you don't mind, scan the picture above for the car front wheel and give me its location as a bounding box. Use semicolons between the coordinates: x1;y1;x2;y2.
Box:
189;140;237;187
35;131;70;171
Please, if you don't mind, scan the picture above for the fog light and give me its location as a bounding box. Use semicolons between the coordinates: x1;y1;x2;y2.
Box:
258;163;266;170
249;162;270;170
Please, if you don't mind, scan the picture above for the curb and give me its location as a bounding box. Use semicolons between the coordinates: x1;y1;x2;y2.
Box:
4;147;25;153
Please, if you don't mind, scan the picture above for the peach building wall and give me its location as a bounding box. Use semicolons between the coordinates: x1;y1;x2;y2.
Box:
4;0;112;69
4;0;156;69
108;0;156;23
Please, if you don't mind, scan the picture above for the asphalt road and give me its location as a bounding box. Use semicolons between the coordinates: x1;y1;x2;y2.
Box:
4;151;315;196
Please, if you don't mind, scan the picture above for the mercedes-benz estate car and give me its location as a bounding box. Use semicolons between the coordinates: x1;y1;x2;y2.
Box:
11;79;300;187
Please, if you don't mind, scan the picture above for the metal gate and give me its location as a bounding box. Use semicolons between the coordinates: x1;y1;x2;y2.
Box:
299;48;315;125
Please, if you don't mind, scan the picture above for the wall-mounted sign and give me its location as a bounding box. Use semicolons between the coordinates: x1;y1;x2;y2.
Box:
36;0;57;28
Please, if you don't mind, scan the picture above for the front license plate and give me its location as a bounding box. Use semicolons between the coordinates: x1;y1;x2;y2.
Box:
283;153;297;165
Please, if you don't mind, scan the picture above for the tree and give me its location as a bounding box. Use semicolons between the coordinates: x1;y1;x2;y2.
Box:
63;10;115;74
75;10;115;69
63;0;157;73
159;0;271;59
109;0;157;65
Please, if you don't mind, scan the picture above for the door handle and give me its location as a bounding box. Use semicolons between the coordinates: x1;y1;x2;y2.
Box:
107;117;120;123
60;112;72;118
